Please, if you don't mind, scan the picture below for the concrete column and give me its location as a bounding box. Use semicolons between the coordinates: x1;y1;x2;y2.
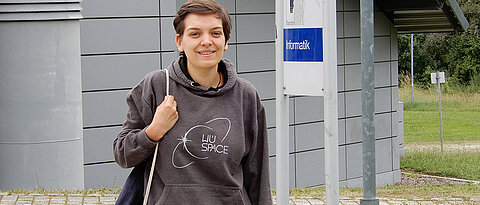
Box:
0;1;84;190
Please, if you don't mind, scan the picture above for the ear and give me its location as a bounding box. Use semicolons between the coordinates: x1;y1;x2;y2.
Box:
175;34;183;52
224;42;228;51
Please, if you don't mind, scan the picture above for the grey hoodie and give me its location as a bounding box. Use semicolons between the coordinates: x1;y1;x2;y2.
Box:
114;57;272;205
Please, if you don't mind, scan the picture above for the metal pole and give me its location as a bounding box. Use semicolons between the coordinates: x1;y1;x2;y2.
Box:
437;72;444;153
275;0;290;204
411;34;414;104
323;0;339;204
360;0;378;204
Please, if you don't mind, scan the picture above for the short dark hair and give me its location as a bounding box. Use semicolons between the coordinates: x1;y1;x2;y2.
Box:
173;0;232;42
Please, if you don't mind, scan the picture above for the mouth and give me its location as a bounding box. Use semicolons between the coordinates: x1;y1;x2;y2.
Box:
197;50;216;56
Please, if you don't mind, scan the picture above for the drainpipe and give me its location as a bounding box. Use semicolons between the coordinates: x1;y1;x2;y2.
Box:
0;1;84;190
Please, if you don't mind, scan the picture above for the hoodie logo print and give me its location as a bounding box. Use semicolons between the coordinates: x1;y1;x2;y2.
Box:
172;118;231;169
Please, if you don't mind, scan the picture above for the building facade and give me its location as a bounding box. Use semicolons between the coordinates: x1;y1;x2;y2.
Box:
80;0;401;189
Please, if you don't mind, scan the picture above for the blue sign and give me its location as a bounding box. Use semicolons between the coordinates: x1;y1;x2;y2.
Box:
283;28;323;62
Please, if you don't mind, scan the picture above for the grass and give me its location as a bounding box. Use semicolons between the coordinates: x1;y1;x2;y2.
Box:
401;150;480;181
282;184;480;200
399;85;480;142
399;84;480;181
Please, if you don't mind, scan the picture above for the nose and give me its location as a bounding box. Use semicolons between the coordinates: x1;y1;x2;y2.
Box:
200;35;213;46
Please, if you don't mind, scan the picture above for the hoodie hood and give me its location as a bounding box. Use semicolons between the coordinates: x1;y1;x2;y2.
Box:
168;56;238;97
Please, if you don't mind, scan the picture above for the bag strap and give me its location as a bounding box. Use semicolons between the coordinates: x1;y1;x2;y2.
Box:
143;69;169;205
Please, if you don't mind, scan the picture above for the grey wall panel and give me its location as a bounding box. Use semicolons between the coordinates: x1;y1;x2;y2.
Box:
346;143;362;179
376;138;393;173
375;171;394;187
84;126;121;164
263;98;295;128
269;155;296;188
82;91;129;127
160;17;177;51
392;111;399;137
238;71;275;100
295;96;324;124
80;18;160;54
339;119;346;145
294;120;346;151
84;163;131;189
344;0;360;11
337;39;345;65
267;126;295;156
345;64;361;90
237;43;275;73
338;66;345;91
374;62;391;88
295;122;324;152
374;12;391;36
236;0;274;13
338;93;346;118
343;12;360;37
374;87;391;113
346;117;362;144
296;149;324;187
345;90;361;117
374;36;391;62
337;12;344;38
337;0;344;11
344;38;360;64
391;87;399;111
391;61;399;86
392;137;401;170
224;45;237;67
339;146;347;181
375;113;391;139
236;14;275;43
162;52;179;69
81;53;161;91
390;30;399;61
81;0;159;18
161;0;176;16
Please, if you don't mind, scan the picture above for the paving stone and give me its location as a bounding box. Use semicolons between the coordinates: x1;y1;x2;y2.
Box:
0;193;8;196
306;198;325;205
341;201;359;205
387;200;404;204
379;201;390;205
446;198;463;201
293;198;311;205
419;201;435;205
100;196;116;202
405;201;419;205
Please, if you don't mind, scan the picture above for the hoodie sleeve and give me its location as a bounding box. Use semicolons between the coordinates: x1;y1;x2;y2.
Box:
243;103;273;205
113;79;158;168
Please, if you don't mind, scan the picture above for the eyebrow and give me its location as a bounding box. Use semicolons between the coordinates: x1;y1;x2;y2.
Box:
186;26;223;31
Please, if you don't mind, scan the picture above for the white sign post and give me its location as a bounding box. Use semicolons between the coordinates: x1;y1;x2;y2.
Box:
431;71;445;152
276;0;338;204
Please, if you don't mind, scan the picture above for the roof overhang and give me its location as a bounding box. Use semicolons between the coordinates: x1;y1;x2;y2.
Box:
375;0;469;33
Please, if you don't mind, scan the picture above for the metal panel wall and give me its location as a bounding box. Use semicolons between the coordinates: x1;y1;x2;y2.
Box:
80;0;401;188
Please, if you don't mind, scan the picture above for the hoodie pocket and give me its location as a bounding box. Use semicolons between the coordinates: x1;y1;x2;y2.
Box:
155;184;246;205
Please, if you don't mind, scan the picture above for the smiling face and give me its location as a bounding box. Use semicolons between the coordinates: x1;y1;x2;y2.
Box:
175;13;228;72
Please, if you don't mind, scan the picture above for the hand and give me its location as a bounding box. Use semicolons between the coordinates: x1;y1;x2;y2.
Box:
145;95;179;141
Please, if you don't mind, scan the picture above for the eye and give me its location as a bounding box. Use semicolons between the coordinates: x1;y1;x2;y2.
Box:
189;32;199;37
212;31;223;37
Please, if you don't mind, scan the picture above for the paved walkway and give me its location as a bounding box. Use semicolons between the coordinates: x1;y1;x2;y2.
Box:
1;193;478;205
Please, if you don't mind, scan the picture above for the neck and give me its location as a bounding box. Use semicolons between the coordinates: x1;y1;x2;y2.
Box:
187;63;222;89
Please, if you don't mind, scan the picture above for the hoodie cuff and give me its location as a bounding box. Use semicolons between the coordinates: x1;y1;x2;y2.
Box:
137;128;158;150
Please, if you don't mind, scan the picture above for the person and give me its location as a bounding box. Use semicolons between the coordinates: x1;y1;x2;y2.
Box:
113;0;273;204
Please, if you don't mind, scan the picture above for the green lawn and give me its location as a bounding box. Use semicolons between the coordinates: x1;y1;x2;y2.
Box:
399;86;480;180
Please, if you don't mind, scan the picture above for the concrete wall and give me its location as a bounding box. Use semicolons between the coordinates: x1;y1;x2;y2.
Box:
80;0;401;188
